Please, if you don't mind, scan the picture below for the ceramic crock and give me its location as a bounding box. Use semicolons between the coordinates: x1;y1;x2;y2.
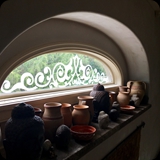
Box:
72;105;90;125
78;96;94;123
61;103;72;128
42;102;63;142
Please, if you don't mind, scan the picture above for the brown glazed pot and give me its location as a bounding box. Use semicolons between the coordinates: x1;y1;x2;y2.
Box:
43;102;63;142
109;91;118;108
72;105;90;125
34;107;43;118
78;96;94;123
61;103;72;128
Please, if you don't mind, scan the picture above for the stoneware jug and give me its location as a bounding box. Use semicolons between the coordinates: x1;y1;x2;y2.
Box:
117;90;130;106
43;102;63;142
127;81;146;104
78;96;94;123
61;103;72;128
72;105;90;125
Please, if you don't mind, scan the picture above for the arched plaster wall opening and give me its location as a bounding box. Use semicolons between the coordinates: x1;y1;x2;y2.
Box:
55;12;149;83
0;12;149;87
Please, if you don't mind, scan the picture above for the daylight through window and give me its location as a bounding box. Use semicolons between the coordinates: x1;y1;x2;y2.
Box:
0;52;113;94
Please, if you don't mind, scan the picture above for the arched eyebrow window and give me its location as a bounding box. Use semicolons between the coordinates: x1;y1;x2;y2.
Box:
0;51;115;94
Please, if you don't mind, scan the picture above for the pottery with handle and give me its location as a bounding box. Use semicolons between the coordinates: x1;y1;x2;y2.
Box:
127;81;146;105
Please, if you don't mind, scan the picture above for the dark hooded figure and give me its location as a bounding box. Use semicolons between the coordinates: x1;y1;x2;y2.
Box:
90;83;110;122
3;103;44;160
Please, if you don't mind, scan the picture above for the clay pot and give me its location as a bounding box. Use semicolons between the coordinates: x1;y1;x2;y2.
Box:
78;96;94;122
61;103;72;128
112;101;120;113
42;102;63;142
127;81;146;104
109;91;118;108
34;107;43;118
117;91;130;106
119;86;130;92
109;109;119;121
72;105;90;125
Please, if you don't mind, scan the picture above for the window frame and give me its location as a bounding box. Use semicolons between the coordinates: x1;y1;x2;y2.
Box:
0;48;122;107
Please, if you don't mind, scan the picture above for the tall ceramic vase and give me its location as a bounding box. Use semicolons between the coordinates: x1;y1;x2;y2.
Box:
78;96;94;123
72;105;90;125
42;102;63;142
61;103;72;128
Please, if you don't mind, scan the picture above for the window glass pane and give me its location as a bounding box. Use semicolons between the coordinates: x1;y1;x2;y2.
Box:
0;52;113;94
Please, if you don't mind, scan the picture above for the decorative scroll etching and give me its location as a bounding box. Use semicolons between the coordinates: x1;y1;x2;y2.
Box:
1;55;111;93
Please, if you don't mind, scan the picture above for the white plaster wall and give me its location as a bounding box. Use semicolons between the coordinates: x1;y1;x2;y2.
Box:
0;0;160;159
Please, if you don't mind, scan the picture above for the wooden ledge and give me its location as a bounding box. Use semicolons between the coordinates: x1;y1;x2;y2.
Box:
41;104;151;160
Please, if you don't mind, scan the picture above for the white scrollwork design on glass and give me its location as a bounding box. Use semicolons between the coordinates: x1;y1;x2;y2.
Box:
1;55;111;93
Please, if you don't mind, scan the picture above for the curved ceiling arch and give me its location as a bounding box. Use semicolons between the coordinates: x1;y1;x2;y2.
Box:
54;12;149;82
0;12;149;86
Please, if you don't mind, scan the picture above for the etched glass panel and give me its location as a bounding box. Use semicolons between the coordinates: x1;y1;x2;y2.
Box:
0;52;113;94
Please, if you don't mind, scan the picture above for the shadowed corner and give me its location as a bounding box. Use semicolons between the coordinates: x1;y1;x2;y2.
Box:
0;0;7;7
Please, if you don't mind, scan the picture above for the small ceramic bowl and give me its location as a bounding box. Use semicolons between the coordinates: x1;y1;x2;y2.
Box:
120;105;135;113
70;125;96;141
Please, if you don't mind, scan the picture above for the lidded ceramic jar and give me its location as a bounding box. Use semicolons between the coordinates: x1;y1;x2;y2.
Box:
90;83;110;122
42;102;63;142
61;103;72;128
72;105;90;125
3;103;44;160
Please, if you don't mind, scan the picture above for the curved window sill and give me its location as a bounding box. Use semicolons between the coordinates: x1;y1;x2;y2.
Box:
40;104;151;160
0;85;119;108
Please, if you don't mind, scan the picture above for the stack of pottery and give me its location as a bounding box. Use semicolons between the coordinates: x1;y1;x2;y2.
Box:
117;86;130;106
127;81;146;106
42;102;63;142
77;96;94;123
